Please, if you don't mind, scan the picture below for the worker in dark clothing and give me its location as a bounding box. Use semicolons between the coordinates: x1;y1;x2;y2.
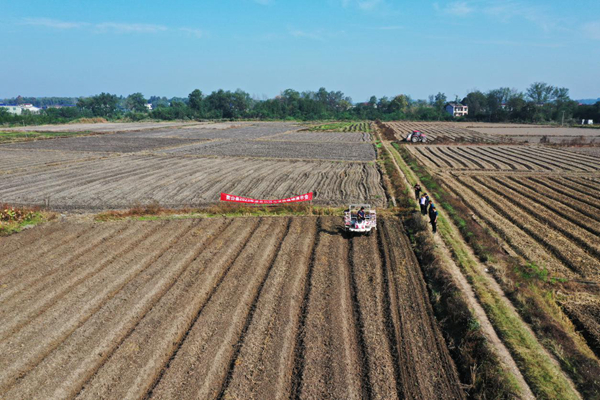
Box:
357;207;366;222
430;206;438;233
428;202;436;219
414;184;421;200
419;194;427;215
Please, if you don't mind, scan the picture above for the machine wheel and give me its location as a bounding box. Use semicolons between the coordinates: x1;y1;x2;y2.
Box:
411;136;419;142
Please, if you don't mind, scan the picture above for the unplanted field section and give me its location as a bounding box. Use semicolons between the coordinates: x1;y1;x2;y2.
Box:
161;139;377;161
0;216;463;399
407;145;600;172
383;121;499;143
3;135;205;153
259;131;371;143
1;121;202;133
0;154;386;209
0;149;113;173
123;122;302;140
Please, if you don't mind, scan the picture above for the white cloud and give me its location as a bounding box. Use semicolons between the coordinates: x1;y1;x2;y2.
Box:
583;21;600;40
180;27;203;38
341;0;383;11
94;22;167;34
290;30;324;41
22;18;87;29
445;2;474;16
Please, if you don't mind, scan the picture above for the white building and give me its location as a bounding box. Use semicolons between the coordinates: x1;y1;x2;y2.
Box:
0;104;41;115
445;103;468;117
20;104;41;113
145;103;153;111
0;105;23;115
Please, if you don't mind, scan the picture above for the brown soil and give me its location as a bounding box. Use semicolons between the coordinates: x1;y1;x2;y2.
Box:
0;216;464;399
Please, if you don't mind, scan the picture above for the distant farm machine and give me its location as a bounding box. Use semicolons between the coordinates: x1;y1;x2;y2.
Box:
344;204;377;235
405;130;427;143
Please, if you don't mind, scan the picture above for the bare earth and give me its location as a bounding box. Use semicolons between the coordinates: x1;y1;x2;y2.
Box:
0;216;464;399
0;122;384;209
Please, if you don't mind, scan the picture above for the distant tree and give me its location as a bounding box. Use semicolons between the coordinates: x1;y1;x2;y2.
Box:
526;82;555;104
188;89;204;114
463;91;487;117
389;95;409;113
77;93;119;117
434;92;447;111
125;93;148;113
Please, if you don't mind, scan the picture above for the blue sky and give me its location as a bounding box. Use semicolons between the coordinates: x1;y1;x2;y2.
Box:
1;0;599;101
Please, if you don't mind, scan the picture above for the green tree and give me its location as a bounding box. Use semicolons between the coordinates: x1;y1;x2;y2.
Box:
526;82;555;104
125;93;148;113
188;89;204;114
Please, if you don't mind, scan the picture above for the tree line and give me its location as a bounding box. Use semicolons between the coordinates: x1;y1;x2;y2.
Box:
1;83;598;126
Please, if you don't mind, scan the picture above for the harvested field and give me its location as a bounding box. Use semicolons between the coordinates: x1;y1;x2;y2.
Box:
122;122;302;140
4;136;205;153
0;149;112;173
259;131;371;143
0;154;386;209
462;125;600;144
161;139;377;161
383;121;500;143
0;216;464;399
406;145;600;172
1;121;203;133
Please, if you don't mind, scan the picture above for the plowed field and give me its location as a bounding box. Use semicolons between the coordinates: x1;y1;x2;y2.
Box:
0;122;384;209
406;145;600;172
0;216;464;399
0;154;386;209
398;132;600;358
383;121;500;143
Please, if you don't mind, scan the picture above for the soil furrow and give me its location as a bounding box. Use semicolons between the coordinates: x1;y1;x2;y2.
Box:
0;220;193;392
146;218;287;399
75;219;256;400
2;219;227;399
221;217;318;400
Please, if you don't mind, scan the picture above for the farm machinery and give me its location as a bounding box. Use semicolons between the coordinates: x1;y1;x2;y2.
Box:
344;204;377;235
405;130;427;143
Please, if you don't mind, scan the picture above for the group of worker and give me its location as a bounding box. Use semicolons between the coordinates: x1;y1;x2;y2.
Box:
414;184;438;233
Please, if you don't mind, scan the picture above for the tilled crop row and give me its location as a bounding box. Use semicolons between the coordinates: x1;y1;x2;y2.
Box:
0;154;387;209
406;145;600;172
0;216;464;399
383;121;499;143
160;139;377;161
456;175;599;278
257;131;372;143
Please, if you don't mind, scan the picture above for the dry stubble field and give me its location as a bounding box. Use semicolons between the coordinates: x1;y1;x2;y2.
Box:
0;122;386;209
404;139;600;357
0;216;464;399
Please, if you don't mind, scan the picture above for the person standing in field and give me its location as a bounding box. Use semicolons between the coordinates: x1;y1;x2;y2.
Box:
420;194;427;215
430;206;438;233
414;183;421;200
428;201;436;220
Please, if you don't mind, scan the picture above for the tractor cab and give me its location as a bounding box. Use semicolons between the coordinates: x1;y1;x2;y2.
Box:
344;204;377;234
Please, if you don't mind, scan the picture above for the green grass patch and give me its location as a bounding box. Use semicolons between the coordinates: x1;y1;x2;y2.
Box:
0;205;50;236
0;130;91;143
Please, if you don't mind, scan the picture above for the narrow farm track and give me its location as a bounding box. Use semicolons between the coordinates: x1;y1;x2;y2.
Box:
0;216;464;399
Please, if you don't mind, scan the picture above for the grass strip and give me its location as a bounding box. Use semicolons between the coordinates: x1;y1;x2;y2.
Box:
0;130;92;143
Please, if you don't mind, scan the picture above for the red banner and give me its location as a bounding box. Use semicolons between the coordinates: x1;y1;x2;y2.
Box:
220;192;313;204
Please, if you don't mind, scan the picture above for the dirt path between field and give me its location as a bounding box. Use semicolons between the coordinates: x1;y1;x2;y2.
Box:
380;139;536;399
